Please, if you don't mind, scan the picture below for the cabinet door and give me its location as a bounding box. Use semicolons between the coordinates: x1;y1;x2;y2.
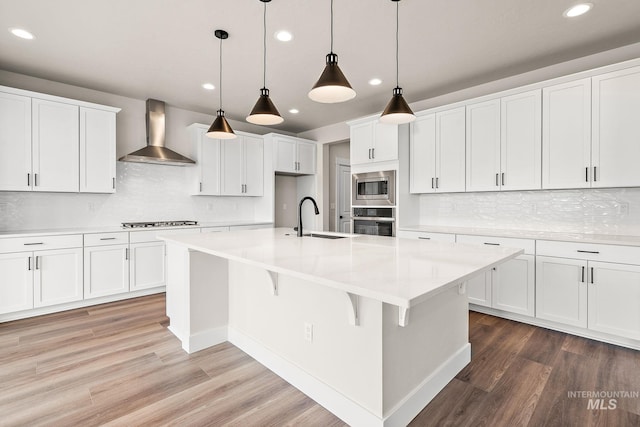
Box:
200;135;221;195
500;90;541;191
350;122;373;165
436;107;466;193
592;66;640;187
33;248;83;307
542;78;591;189
409;114;436;193
372;122;399;162
467;270;492;307
220;138;244;195
80;107;116;193
0;92;32;191
297;142;317;175
0;252;34;314
274;138;297;173
493;255;535;316
243;135;264;196
32;99;80;192
535;256;587;328
588;261;640;340
130;242;165;291
466;99;501;192
84;244;129;298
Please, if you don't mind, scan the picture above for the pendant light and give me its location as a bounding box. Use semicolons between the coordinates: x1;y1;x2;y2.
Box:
207;29;237;139
247;0;283;125
308;0;356;103
380;0;415;124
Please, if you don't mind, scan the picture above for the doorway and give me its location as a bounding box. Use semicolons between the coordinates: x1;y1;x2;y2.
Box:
335;158;351;233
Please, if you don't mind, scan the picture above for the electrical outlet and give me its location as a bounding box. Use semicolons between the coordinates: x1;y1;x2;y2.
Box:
304;322;313;342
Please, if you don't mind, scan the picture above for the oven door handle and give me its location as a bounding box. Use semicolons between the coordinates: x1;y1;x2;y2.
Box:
352;217;395;222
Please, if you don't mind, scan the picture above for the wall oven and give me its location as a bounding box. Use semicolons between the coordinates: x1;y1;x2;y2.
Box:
352;170;396;206
352;207;395;237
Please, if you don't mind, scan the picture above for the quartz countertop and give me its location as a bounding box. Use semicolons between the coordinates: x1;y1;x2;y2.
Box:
160;227;522;309
399;225;640;247
0;221;273;239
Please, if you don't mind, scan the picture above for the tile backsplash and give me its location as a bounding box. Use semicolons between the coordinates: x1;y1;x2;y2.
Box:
0;162;256;231
419;188;640;236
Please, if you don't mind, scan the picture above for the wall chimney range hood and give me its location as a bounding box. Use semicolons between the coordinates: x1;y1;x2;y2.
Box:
119;99;195;166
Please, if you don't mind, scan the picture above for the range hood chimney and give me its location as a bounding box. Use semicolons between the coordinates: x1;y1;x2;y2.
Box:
119;99;195;166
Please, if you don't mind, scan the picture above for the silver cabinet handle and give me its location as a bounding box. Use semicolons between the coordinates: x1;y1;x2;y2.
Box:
27;173;31;186
125;248;129;260
24;242;44;246
34;173;38;187
35;256;39;270
431;178;435;189
418;236;431;240
590;267;594;284
495;173;499;186
27;256;32;271
368;149;371;159
112;177;116;189
100;237;116;241
436;177;439;189
501;173;505;186
483;242;500;246
372;148;375;159
593;166;597;182
577;250;599;254
585;167;589;183
200;182;203;192
581;266;585;283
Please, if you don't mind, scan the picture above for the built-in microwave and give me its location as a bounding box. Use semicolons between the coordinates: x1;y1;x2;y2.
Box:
352;170;396;206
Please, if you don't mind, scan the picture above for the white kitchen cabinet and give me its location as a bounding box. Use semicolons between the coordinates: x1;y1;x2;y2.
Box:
542;78;592;189
80;107;117;193
220;133;263;196
410;107;465;193
396;230;456;242
33;248;84;308
592;65;640;188
272;135;316;175
349;119;399;165
129;241;165;291
84;244;129;298
189;124;221;195
467;270;492;308
588;261;640;340
0;91;31;192
0;252;34;314
32;99;80;192
466;90;541;192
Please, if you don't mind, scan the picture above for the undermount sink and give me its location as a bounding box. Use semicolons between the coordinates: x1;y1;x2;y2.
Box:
303;233;347;239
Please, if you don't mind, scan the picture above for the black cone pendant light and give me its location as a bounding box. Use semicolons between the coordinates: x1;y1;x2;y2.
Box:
207;29;237;139
308;0;356;103
247;0;283;125
380;0;415;124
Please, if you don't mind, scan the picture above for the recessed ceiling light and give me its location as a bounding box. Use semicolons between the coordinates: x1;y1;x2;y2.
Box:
275;31;293;42
9;28;34;40
369;78;382;86
202;83;215;90
289;108;299;114
563;3;593;18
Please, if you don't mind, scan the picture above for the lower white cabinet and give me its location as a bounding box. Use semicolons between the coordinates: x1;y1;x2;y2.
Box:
396;230;456;242
535;256;587;328
84;244;129;298
130;241;166;291
0;252;34;314
33;248;83;308
467;270;492;307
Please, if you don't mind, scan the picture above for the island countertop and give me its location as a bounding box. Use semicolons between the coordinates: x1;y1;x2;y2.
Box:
160;227;522;309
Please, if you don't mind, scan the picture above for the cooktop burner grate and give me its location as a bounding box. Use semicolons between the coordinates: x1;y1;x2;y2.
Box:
121;220;198;229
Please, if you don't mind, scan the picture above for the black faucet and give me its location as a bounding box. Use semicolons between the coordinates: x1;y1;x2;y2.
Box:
297;196;320;237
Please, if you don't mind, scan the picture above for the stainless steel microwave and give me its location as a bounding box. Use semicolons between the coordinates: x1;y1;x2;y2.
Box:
352;170;396;206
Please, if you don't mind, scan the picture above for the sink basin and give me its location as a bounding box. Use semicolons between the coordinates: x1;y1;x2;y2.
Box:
303;233;347;239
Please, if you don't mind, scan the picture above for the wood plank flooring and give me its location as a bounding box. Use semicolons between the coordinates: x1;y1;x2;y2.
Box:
1;295;639;426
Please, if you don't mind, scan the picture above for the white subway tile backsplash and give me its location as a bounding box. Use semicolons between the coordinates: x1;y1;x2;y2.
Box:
419;188;640;236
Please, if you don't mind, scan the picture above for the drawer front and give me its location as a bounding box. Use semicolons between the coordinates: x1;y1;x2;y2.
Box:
84;232;129;247
397;230;456;243
129;227;201;243
456;234;535;255
0;234;83;254
536;240;640;264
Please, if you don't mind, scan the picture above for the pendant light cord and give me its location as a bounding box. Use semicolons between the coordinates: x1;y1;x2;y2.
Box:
263;0;267;88
330;0;334;53
395;0;399;88
219;36;223;109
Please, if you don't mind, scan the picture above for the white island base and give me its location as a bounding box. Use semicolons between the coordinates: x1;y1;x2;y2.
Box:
163;229;521;426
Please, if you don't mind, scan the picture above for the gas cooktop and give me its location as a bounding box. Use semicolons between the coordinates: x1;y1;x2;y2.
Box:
121;220;198;229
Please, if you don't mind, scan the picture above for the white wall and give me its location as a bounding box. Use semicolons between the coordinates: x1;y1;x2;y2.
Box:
274;175;298;228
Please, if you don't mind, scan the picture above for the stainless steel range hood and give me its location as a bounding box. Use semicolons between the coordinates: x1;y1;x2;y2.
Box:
119;99;195;166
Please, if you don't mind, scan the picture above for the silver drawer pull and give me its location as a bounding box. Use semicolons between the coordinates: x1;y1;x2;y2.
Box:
483;242;500;246
577;250;599;254
100;237;117;240
24;242;44;246
418;237;431;240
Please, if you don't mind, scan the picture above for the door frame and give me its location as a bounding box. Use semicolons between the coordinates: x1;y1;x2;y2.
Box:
335;156;351;233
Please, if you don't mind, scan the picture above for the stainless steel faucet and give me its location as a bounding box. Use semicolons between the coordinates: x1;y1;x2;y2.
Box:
297;196;319;237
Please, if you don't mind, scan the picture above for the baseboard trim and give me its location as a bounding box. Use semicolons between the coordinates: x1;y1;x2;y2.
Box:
186;326;228;353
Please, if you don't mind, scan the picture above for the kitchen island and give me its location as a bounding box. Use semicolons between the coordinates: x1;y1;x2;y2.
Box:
161;228;522;427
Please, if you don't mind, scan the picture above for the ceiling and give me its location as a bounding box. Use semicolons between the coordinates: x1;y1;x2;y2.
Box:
2;1;640;134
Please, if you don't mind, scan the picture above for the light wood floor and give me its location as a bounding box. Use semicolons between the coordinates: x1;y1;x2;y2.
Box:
1;294;639;426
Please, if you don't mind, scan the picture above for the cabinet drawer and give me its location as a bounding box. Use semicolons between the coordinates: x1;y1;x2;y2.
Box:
0;234;83;254
536;240;640;264
84;232;129;247
456;234;535;255
397;230;456;242
129;227;201;243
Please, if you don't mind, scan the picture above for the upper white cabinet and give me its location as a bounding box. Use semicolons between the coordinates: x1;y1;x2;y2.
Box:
349;118;399;165
271;134;316;175
592;65;640;188
466;90;541;192
189;124;221;195
542;78;592;189
410;107;465;193
80;107;117;193
0;86;120;194
220;133;264;196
